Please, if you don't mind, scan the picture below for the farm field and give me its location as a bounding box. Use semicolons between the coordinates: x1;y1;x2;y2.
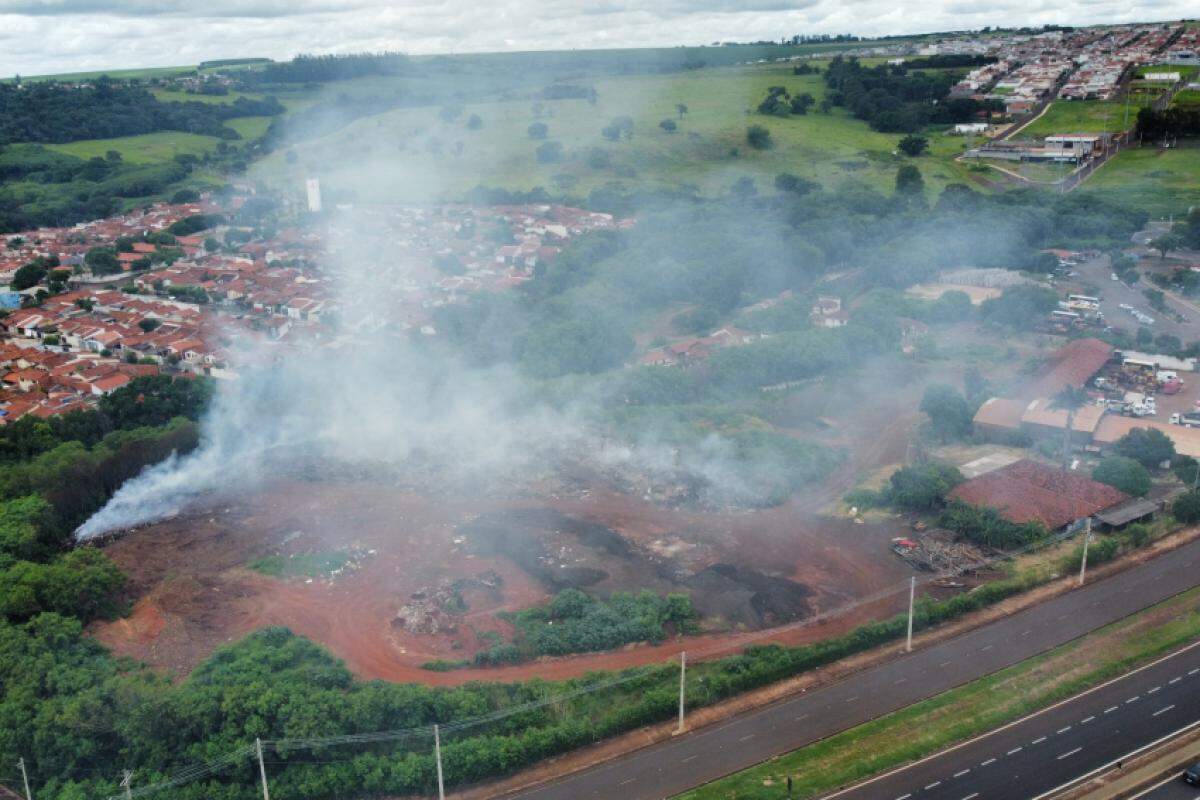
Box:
42;131;225;163
1079;143;1200;218
1014;99;1137;140
252;62;979;205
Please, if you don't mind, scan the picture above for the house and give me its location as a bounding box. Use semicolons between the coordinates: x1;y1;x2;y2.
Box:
1044;134;1105;157
90;373;132;396
948;459;1128;532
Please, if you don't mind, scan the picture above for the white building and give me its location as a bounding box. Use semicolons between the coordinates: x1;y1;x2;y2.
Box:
305;178;322;213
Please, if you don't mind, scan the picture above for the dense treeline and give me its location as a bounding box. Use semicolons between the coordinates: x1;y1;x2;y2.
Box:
900;54;997;69
1136;106;1200;140
237;53;412;85
0;78;282;145
823;55;1000;132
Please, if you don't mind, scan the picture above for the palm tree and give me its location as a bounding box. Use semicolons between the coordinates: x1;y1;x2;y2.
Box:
1051;384;1090;473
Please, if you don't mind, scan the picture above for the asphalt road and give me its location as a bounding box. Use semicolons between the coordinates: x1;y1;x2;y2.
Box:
1136;776;1200;799
507;536;1200;800
1070;254;1197;341
824;639;1200;800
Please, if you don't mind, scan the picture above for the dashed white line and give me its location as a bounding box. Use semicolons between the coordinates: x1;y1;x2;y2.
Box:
925;781;941;790
953;769;970;778
618;778;635;786
1021;630;1032;637
1031;736;1047;745
939;661;952;668
962;794;979;800
981;645;994;652
795;714;809;722
1105;706;1119;714
681;755;698;763
1153;705;1176;717
894;678;907;685
1189;668;1199;676
738;734;755;742
1058;747;1083;760
1169;677;1182;685
1007;747;1023;755
1126;696;1140;703
845;696;859;703
1081;716;1095;724
1147;686;1161;694
895;794;911;800
1057;726;1072;734
981;758;997;766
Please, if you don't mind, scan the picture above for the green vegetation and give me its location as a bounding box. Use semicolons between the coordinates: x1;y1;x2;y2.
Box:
939;500;1049;549
43;131;227;164
1081;144;1200;218
1015;99;1132;139
1092;456;1151;496
247;551;353;579
677;584;1200;799
471;588;698;666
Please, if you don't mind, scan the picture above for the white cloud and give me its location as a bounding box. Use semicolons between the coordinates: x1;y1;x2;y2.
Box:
0;0;1194;76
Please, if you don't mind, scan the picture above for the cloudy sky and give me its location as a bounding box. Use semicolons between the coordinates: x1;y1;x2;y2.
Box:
0;0;1192;77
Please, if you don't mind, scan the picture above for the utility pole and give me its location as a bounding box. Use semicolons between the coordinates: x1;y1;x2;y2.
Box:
120;770;133;800
433;724;445;800
255;738;270;800
676;651;687;734
17;758;31;800
1078;517;1093;587
905;576;916;652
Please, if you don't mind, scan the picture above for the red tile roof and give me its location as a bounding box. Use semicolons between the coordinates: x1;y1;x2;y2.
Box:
949;458;1127;530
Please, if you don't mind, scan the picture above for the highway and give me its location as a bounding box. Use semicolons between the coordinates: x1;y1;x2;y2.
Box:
507;535;1200;800
824;641;1200;800
1136;777;1200;799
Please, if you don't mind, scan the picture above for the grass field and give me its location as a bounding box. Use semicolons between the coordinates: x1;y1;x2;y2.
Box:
42;131;224;163
1079;143;1200;218
251;61;979;205
1175;89;1200;107
151;89;265;105
1015;99;1140;140
226;116;273;140
7;65;194;83
677;583;1200;799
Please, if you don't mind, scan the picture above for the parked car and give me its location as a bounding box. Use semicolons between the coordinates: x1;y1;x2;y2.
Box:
1185;762;1200;785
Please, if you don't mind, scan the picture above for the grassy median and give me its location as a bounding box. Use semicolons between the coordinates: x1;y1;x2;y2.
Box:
677;584;1200;799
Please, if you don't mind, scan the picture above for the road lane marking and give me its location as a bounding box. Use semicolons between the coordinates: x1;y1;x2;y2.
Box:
738;734;755;742
981;758;997;766
1105;706;1119;714
794;714;809;722
896;795;911;800
894;678;907;685
619;778;635;786
1189;668;1199;676
1153;705;1175;716
981;645;994;651
1147;686;1160;694
1057;726;1072;734
1007;747;1023;755
845;696;859;703
1169;677;1182;684
962;794;979;800
1126;696;1139;703
1058;747;1083;759
925;781;941;790
1081;716;1094;724
940;661;952;667
681;755;697;763
1031;737;1047;745
953;769;970;777
1021;630;1032;636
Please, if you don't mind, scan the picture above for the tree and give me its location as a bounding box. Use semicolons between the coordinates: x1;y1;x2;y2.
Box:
137;318;161;333
1114;427;1176;469
898;134;929;156
886;461;964;510
676;103;688;119
527;122;548;140
895;163;925;196
84;247;120;276
1092;456;1151;497
659;119;677;133
535;141;563;164
10;261;47;290
746;124;773;150
1172;489;1200;523
1050;385;1089;472
1150;232;1184;260
920;384;974;442
980;285;1058;329
774;173;818;195
790;93;815;114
